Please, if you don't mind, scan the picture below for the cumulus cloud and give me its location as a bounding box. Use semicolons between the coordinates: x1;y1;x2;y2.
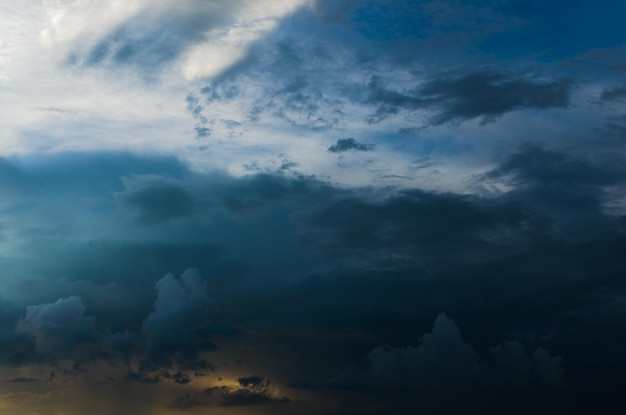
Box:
366;313;486;388
140;268;213;369
293;313;564;402
15;296;97;358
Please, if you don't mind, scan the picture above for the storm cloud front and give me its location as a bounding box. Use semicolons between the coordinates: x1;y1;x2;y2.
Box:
0;1;625;414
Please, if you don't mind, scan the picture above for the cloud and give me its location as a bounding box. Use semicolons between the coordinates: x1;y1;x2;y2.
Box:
237;374;267;387
10;377;38;383
169;375;290;409
365;313;486;388
307;0;364;23
140;268;214;369
15;296;97;358
484;144;625;222
0;151;624;414
297;186;527;267
366;70;574;125
328;138;375;153
43;0;308;78
292;313;565;413
117;175;196;224
600;85;626;102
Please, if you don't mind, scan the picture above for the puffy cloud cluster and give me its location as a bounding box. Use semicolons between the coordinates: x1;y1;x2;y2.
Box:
16;296;97;358
293;313;565;413
366;313;564;390
140;268;213;369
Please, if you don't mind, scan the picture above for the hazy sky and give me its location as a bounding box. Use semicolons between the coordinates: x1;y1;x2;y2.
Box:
0;1;625;414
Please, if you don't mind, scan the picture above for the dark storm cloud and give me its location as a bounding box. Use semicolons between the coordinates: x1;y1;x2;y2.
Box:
327;138;375;153
603;116;626;138
169;375;290;409
1;151;625;413
4;267;229;377
297;186;527;265
238;375;266;387
600;84;626;102
367;70;574;125
124;371;161;384
117;176;196;224
293;313;563;390
10;377;38;382
484;143;624;220
16;296;98;359
291;313;566;414
0;152;189;197
140;269;213;370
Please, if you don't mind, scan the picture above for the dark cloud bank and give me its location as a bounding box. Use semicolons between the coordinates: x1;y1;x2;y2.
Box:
0;146;624;413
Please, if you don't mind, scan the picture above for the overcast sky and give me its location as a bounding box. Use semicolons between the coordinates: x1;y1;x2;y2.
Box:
0;1;625;414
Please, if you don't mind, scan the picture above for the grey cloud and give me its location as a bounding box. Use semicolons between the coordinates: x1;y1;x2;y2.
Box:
328;138;375;153
237;375;267;387
297;187;527;266
366;70;574;125
15;296;97;358
367;313;564;389
193;40;348;132
366;313;487;389
292;314;564;404
600;84;626;102
204;385;290;407
169;375;290;409
124;371;161;384
0;151;625;410
10;377;38;382
308;0;365;23
70;0;254;72
117;176;196;224
487;144;621;187
140;269;213;370
484;144;625;221
193;32;574;133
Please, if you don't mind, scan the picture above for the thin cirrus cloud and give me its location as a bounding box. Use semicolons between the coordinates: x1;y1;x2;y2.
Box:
42;0;308;78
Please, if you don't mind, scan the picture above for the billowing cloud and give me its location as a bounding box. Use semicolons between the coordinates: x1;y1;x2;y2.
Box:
2;0;626;413
292;313;565;413
140;269;214;369
15;296;97;358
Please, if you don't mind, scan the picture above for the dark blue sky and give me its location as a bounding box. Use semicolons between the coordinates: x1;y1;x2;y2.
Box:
0;1;625;414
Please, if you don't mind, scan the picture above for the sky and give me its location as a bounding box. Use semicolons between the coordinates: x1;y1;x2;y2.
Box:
0;0;625;413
